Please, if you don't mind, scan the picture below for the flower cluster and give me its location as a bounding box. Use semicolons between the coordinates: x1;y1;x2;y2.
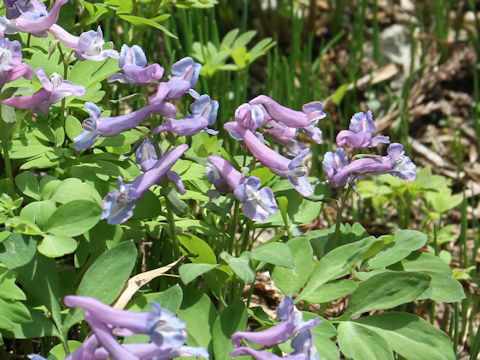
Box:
323;110;416;188
30;296;208;360
224;96;326;198
231;296;321;359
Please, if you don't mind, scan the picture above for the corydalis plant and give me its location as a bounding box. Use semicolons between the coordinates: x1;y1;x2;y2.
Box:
0;0;67;36
2;67;85;114
0;37;33;88
49;24;119;61
62;295;208;360
101;144;189;225
206;155;278;222
231;296;321;359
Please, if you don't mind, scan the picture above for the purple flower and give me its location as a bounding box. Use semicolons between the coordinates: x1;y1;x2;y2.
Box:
231;296;320;349
107;44;163;85
235;103;266;132
49;24;119;61
74;101;176;151
336;110;390;149
135;140;186;195
0;37;33;88
231;330;320;360
152;94;218;137
27;356;47;360
101;144;188;224
149;57;201;104
323;143;416;188
64;296;208;360
64;296;187;349
224;121;314;196
0;0;67;37
249;95;325;143
2;67;85;114
207;155;278;222
92;343;209;360
263;120;305;156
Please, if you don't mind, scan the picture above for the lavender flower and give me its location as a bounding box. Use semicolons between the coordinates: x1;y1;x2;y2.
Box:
65;296;187;348
135;140;186;195
224;121;313;196
249;95;325;143
49;24;119;61
207;155;278;222
2;67;85;114
64;296;208;360
323;143;416;188
336;110;390;149
0;37;33;88
74;101;176;151
232;296;320;348
101;144;188;224
0;0;68;36
231;330;320;360
149;57;201;104
107;44;164;85
152;94;218;137
263;120;306;156
235;103;266;132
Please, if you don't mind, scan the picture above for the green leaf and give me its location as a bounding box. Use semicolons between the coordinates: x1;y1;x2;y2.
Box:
118;14;177;38
271;237;313;294
399;252;452;275
179;263;218;284
298;236;378;301
65;115;82;141
178;287;216;352
63;241;137;331
0;298;31;329
352;312;456;360
15;171;40;200
342;272;431;319
37;234;77;258
44;200;102;237
126;285;183;313
178;233;217;264
303;279;358;303
50;341;82;359
416;271;465;302
338;321;394;360
251;242;294;268
50;178;102;204
220;251;255;284
365;230;427;269
20;200;57;229
0;266;26;301
212;299;248;360
0;233;37;268
2;306;59;338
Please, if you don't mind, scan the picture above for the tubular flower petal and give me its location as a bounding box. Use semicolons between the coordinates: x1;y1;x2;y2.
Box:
64;296;188;349
249;95;325;143
224;121;313;196
135;140;186;194
323;143;416;188
152;94;218;136
74;101;176;151
0;38;33;87
235;103;265;132
207;155;278;222
263;120;305;156
49;24;119;61
2;67;85;113
0;0;67;36
336;110;390;149
100;145;189;224
149;57;201;104
232;296;320;348
107;44;163;85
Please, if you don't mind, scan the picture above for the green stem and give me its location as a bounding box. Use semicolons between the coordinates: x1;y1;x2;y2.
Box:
1;136;14;197
334;188;350;249
165;195;180;259
229;200;240;253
